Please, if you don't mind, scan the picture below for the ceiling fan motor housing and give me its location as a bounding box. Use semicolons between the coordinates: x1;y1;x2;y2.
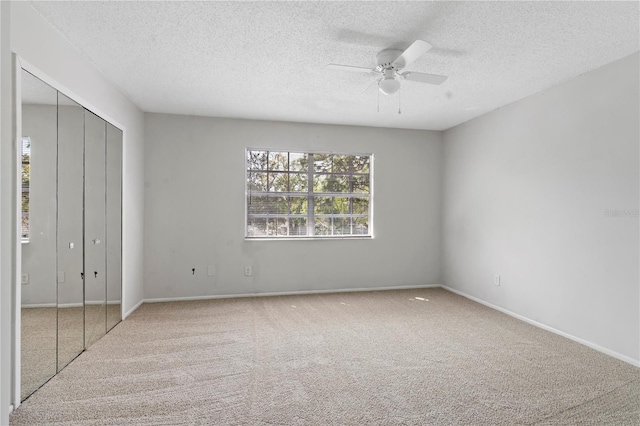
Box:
375;49;403;72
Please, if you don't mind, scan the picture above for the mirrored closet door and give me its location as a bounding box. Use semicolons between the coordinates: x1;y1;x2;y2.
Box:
20;71;58;401
106;123;123;332
56;92;85;371
84;111;107;348
20;69;123;401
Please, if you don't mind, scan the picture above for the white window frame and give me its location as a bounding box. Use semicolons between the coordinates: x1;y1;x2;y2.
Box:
245;148;374;240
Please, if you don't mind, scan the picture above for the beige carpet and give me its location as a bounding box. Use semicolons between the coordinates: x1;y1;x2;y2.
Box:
20;307;57;401
21;305;121;401
11;288;640;425
57;307;86;372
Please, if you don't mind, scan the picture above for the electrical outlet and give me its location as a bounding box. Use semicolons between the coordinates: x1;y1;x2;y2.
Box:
494;274;501;286
21;273;29;285
244;265;252;276
207;266;215;276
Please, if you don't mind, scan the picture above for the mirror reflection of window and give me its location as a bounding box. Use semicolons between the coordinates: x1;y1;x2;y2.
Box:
21;136;31;241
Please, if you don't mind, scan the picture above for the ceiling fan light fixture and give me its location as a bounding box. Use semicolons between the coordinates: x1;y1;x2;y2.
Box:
379;76;400;95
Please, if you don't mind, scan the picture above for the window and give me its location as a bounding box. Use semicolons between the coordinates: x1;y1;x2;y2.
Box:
21;137;31;241
246;150;372;238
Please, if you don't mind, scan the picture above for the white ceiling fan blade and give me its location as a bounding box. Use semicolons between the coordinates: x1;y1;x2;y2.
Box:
361;78;382;95
392;40;433;68
402;72;448;85
326;64;376;73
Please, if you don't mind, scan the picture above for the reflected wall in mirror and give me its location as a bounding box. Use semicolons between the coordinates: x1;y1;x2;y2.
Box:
20;69;58;400
19;68;124;401
84;111;107;348
57;92;85;371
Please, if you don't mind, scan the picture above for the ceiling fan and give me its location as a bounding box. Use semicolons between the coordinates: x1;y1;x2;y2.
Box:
327;40;448;95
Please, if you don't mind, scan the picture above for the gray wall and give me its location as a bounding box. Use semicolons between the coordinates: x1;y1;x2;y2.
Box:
442;53;639;363
20;104;117;307
144;114;442;299
21;104;57;306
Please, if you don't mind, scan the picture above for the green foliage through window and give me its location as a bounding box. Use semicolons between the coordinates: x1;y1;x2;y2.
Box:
21;137;31;240
246;150;372;238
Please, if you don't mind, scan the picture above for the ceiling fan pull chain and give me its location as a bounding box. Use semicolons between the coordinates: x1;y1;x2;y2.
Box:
398;87;402;115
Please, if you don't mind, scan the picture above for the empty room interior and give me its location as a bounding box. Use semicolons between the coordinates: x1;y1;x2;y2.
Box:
1;1;639;425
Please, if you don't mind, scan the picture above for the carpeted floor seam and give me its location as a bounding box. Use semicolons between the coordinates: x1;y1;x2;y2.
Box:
529;378;640;425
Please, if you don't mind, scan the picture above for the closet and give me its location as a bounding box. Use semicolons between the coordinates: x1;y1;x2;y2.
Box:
20;69;123;400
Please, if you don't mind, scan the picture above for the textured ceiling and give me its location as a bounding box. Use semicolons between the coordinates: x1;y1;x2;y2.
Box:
29;1;639;131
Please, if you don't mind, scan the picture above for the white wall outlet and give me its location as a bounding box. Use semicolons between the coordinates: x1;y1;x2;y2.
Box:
244;265;252;276
207;266;215;276
494;274;501;286
57;271;66;283
21;273;29;285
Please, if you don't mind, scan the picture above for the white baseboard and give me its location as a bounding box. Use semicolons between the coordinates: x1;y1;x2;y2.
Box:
24;300;122;309
440;285;640;368
21;303;56;308
56;302;83;309
88;300;121;306
143;284;441;304
123;298;143;319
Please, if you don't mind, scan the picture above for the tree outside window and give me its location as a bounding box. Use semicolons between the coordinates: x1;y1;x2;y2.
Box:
246;149;372;239
22;137;31;241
